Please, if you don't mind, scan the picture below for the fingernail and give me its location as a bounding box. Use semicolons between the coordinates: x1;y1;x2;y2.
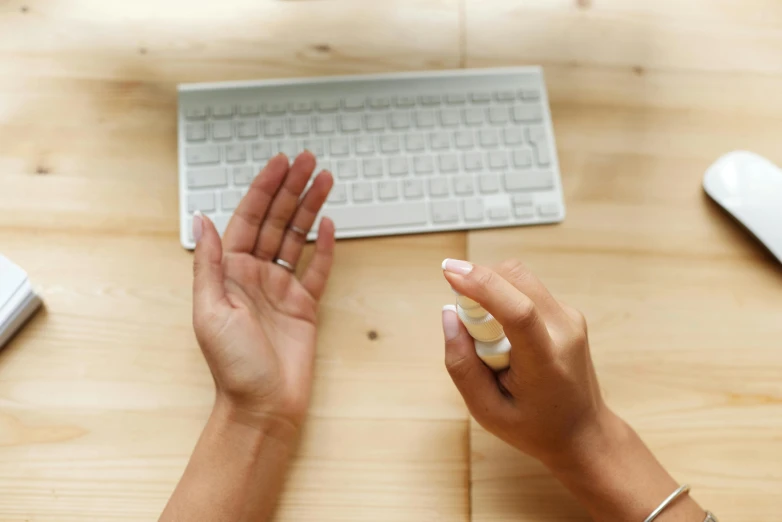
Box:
442;307;460;341
193;211;204;243
442;258;473;275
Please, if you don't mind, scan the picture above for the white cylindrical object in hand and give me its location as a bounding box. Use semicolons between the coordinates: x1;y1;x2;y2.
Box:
451;292;511;371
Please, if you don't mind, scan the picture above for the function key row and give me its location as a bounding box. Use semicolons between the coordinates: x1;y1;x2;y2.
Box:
183;89;542;120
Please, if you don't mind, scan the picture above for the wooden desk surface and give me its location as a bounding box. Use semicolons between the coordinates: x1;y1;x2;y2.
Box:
0;1;780;521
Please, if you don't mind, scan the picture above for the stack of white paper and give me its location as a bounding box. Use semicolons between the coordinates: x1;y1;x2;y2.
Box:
0;254;42;349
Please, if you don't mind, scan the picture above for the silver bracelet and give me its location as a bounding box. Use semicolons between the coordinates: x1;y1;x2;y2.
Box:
643;484;691;522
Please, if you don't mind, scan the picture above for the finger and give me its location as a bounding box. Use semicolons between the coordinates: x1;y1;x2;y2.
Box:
274;170;333;269
442;306;514;424
559;300;588;335
494;259;570;328
253;151;317;260
193;212;227;313
300;217;336;301
442;259;553;364
222;154;289;253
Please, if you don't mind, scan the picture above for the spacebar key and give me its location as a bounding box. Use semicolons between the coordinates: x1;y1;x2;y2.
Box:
324;202;428;231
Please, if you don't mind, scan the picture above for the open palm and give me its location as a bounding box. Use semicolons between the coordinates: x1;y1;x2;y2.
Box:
192;152;335;432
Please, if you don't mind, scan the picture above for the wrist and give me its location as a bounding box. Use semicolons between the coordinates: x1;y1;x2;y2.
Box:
211;394;301;451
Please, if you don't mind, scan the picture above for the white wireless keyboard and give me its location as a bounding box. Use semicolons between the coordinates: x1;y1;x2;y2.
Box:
177;67;565;249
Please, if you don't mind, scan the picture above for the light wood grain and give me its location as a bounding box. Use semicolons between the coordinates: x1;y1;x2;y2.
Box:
466;1;782;521
0;1;469;520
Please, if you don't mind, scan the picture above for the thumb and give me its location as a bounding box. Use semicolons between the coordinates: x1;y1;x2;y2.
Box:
442;306;511;424
193;212;226;311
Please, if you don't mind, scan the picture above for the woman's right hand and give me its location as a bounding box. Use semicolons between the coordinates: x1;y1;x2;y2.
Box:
440;259;706;522
440;258;611;465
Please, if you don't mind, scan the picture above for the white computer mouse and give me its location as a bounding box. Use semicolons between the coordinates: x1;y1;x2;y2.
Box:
703;151;782;264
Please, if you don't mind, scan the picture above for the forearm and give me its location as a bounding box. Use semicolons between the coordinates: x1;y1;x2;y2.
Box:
159;397;297;522
546;410;705;522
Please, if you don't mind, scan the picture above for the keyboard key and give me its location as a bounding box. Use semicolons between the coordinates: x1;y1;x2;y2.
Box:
512;194;534;206
454;130;475;150
329;137;350;156
396;95;416;108
233;166;255;186
221;190;243;211
514;196;535;218
478;129;499;148
534;144;552;166
186;145;220;165
252;142;273;162
213;214;231;236
429;178;450;198
186;123;207;142
495;90;516;102
512;105;543;122
438;153;459;174
439;109;460;127
369;96;391;109
512;149;533;168
354;136;375;155
488;151;508;170
463;199;484;222
289;116;310;136
238;104;261;116
212;105;234;119
266;102;287;115
212;121;233;140
414;156;435;175
503;127;524;146
390;112;411;130
405;134;426;153
187;167;228;188
337;159;359;180
351;181;373;202
264;119;285;137
431;200;460;224
237;120;259;139
430;132;450;150
464;108;484;126
323;202;428;230
528;126;546;143
225;144;246;163
488;206;510;221
377;180;400;201
343;97;365;111
278;140;300;158
420;95;441;106
363;159;384;178
488;107;509;124
185;107;208;120
538;203;560;217
446;93;467;105
302;138;326;157
340;114;362;133
388;158;409;177
403;179;424;199
416;110;436;128
317;160;332;174
463;151;483;171
380;135;401;154
503;171;555;192
291;100;312;114
327;184;347;204
479;173;500;194
520;89;541;101
314;115;337;134
316;99;340;112
365;113;386;131
187;193;216;213
453;175;475;196
470;92;492;104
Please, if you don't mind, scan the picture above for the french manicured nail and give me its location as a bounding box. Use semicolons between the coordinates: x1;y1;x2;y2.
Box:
193;211;204;243
441;258;473;275
442;306;460;341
